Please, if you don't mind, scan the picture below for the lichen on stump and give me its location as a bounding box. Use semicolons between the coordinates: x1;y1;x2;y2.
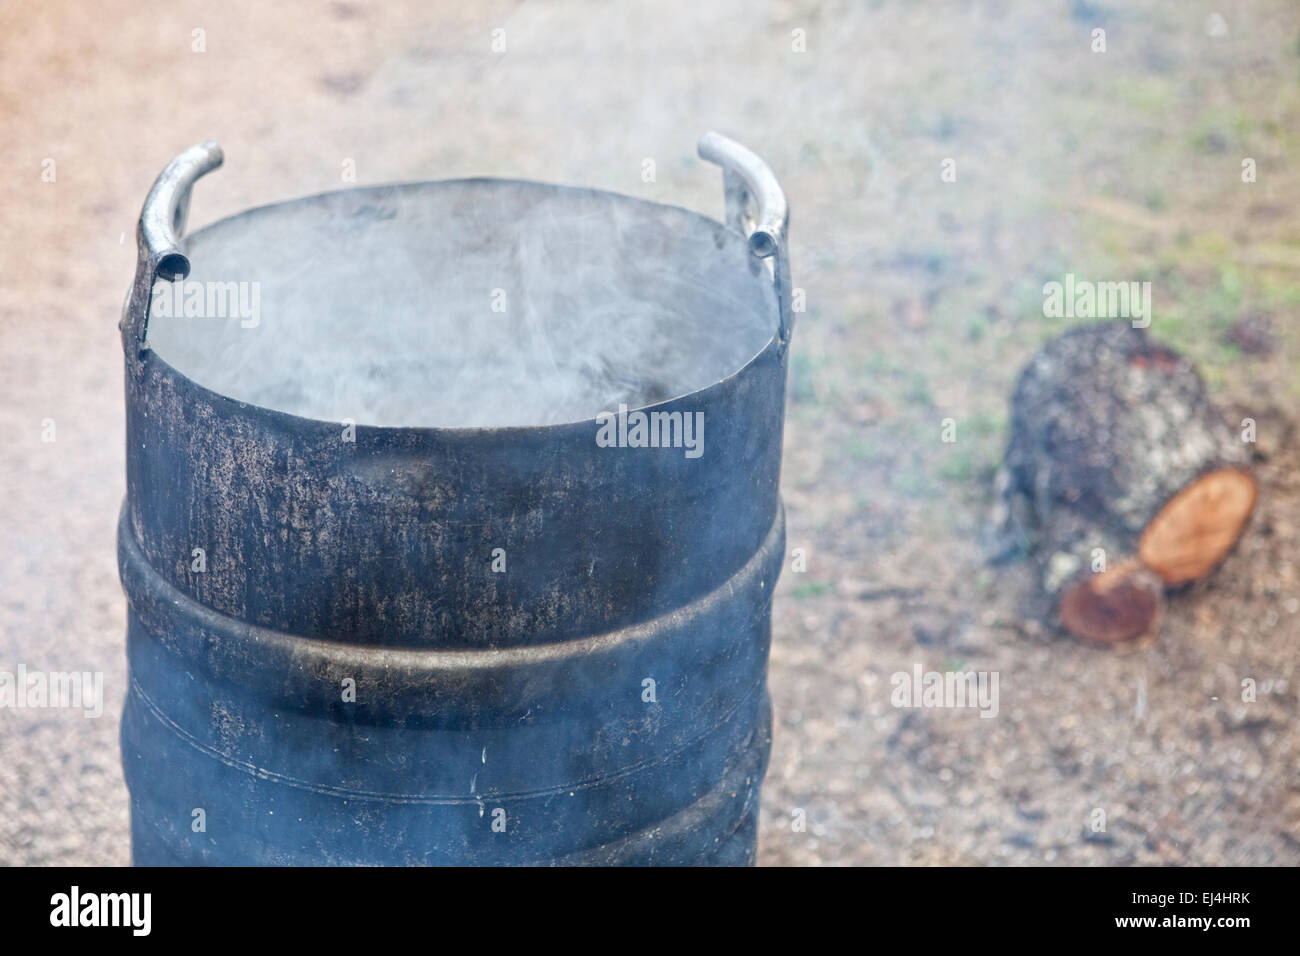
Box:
988;321;1256;644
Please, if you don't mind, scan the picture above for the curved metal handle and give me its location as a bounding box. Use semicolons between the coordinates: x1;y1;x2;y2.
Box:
122;141;224;357
698;132;793;346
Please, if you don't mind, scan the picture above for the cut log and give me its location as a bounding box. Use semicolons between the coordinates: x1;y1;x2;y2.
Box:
1058;560;1164;645
1138;467;1257;586
988;321;1256;644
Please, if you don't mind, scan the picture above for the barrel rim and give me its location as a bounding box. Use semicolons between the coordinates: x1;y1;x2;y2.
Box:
135;176;784;435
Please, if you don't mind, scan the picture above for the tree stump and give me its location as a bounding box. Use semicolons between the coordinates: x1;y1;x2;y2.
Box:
988;321;1257;645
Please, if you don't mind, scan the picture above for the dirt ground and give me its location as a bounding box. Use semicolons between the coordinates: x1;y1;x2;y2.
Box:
1;0;1296;865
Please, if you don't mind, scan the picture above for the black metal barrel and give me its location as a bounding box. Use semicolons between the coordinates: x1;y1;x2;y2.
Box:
118;133;795;865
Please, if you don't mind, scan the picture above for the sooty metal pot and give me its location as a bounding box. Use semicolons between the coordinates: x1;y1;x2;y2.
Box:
118;132;795;865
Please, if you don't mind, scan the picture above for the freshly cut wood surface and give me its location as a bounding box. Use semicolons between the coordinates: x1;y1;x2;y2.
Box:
1059;560;1163;645
1139;467;1258;586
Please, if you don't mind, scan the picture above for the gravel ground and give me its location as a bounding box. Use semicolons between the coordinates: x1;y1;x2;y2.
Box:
1;0;1297;865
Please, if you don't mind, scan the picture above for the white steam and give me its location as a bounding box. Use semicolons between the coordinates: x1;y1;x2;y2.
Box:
146;180;776;428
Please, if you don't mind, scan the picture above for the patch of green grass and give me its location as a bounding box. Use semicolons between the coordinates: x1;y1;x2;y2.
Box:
1187;106;1254;154
1111;75;1175;114
792;579;833;600
1258;274;1300;308
963;409;1006;439
788;351;828;406
903;371;934;407
938;446;976;483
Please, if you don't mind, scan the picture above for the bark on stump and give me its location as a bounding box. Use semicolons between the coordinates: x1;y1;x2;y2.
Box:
989;321;1256;645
